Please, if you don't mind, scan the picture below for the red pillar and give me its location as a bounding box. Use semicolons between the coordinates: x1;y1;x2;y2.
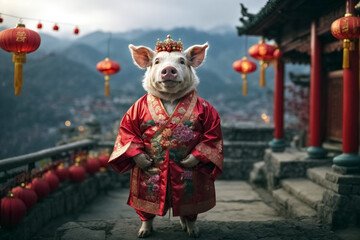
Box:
333;0;360;168
269;58;285;152
307;21;327;158
342;41;359;154
274;60;284;139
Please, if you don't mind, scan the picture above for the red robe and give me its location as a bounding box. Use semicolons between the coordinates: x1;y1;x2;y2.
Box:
108;90;223;216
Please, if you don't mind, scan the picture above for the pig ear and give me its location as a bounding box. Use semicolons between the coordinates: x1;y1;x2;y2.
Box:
184;43;209;68
129;44;155;69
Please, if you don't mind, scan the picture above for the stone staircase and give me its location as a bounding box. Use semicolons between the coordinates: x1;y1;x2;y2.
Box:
272;168;328;220
272;164;360;227
220;124;273;180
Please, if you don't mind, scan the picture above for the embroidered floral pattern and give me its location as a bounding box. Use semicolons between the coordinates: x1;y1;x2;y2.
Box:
172;124;195;142
145;172;161;196
181;170;194;197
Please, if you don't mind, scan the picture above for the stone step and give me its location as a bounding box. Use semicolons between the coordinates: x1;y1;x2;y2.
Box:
272;188;317;219
222;125;274;142
281;178;324;211
223;141;268;160
306;166;332;189
220;158;262;180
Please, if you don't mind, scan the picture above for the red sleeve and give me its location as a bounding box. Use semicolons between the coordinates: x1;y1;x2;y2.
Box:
108;98;146;173
191;100;223;180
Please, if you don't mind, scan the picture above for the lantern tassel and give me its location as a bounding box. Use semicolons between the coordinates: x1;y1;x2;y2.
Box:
13;53;26;95
343;39;350;69
242;79;247;96
105;80;110;97
260;61;265;87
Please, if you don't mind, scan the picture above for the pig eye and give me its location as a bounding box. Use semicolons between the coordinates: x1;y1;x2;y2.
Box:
180;58;185;65
154;59;160;65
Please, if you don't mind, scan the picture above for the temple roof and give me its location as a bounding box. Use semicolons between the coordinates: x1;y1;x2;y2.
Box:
237;0;345;65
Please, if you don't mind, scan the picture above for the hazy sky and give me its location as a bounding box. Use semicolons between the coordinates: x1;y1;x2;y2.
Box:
1;0;267;37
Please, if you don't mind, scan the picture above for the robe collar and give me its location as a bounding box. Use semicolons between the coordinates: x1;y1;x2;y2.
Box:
147;90;197;127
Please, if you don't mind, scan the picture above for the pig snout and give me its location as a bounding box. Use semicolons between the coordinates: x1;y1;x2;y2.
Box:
161;66;178;81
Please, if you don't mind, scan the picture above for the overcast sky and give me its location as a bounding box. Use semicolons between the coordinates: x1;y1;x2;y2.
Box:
1;0;267;37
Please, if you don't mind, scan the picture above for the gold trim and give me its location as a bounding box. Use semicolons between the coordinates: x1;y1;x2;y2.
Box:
178;90;198;126
195;141;223;169
147;94;159;123
132;196;160;214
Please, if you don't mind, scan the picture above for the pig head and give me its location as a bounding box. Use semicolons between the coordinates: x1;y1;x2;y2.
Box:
129;42;208;102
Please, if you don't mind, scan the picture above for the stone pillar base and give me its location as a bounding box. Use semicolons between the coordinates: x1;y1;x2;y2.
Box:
333;153;360;172
307;146;327;159
269;138;285;152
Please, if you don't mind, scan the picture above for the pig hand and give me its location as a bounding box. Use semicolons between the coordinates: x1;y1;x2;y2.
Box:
133;153;153;170
181;154;200;168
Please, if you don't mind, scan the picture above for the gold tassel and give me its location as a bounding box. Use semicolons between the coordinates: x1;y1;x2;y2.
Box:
260;60;265;87
343;39;350;69
242;74;247;96
105;80;110;97
12;53;26;95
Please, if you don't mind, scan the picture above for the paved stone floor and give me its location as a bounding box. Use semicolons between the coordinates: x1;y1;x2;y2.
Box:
34;181;356;240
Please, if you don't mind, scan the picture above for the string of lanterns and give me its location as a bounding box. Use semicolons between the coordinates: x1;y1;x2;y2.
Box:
0;13;80;35
0;150;110;228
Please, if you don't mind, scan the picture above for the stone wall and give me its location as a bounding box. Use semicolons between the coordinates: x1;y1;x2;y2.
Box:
0;169;129;240
221;125;274;180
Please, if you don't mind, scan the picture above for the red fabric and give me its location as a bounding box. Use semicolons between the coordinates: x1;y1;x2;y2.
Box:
109;90;223;217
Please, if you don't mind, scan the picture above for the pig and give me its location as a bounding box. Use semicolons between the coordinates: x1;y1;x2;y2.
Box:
109;35;223;238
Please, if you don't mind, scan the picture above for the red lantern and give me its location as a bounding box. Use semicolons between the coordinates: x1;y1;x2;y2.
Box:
331;6;360;68
0;16;3;23
37;22;42;29
53;24;59;31
0;23;41;95
248;39;276;87
55;163;69;182
1;193;27;228
74;26;80;35
69;159;86;183
233;56;257;96
44;171;60;192
98;153;110;168
273;48;282;59
85;157;101;175
96;58;120;97
28;177;50;200
12;184;38;209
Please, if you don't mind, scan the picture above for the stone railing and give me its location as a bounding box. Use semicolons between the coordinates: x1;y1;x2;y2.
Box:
0;139;129;240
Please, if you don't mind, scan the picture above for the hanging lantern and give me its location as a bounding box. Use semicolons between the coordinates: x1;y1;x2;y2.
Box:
0;23;41;95
233;56;257;96
44;171;60;193
69;158;86;183
27;177;50;200
12;183;38;209
1;192;27;228
96;58;120;97
55;163;69;182
248;39;276;87
74;26;80;35
53;23;59;31
331;11;360;68
37;21;42;29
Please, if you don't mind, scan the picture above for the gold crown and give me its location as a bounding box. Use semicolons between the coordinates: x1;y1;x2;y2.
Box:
155;35;183;53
